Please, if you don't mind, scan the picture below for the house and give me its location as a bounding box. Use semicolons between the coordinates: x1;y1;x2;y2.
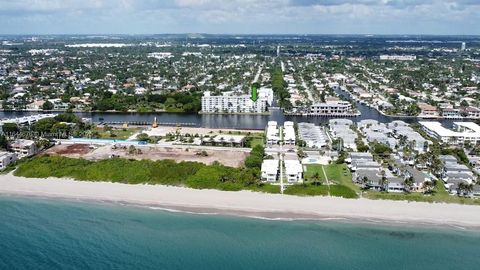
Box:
284;160;303;183
462;107;480;119
441;108;461;118
386;177;405;192
261;159;279;182
354;169;382;190
9;139;38;158
418;103;439;117
0;152;17;169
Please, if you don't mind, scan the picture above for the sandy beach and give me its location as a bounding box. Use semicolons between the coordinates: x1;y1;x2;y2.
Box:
1;173;480;228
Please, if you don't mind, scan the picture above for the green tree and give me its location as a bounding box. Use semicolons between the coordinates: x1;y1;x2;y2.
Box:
42;100;54;110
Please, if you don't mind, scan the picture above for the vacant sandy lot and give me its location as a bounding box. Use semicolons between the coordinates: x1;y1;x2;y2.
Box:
45;144;94;158
46;144;248;167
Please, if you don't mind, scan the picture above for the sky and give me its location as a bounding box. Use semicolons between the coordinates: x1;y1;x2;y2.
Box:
0;0;479;35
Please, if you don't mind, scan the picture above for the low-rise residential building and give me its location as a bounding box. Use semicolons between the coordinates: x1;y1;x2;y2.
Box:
9;139;38;158
261;159;279;182
284;160;303;183
420;121;480;145
283;121;295;145
0;151;17;169
418;103;439;117
297;123;327;148
463;107;480;119
266;121;280;145
329;119;357;150
441;108;461;118
309;100;352;115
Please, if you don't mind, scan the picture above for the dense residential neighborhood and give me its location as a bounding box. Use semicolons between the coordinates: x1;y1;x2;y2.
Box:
0;34;479;203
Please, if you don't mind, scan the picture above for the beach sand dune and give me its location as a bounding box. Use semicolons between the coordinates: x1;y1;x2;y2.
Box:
1;173;480;228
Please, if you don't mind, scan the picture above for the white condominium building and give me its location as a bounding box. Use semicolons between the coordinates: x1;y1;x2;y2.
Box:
420;121;480;145
201;91;267;113
9;139;38;158
261;159;279;182
379;55;416;61
284;160;303;183
310;100;352;115
266;121;280;145
0;152;17;169
283;121;296;145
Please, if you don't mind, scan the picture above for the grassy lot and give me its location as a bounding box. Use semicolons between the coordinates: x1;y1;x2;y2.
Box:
249;137;264;148
298;163;358;198
285;184;330;196
364;179;480;205
95;127;141;140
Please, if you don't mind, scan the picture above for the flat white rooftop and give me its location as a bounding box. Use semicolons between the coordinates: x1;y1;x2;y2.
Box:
261;160;279;174
420;121;480;138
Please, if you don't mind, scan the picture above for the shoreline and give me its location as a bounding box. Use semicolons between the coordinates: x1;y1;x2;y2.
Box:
2;173;480;229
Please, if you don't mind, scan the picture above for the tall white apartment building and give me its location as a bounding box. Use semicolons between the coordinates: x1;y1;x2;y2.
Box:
379;55;416;61
201;91;267;113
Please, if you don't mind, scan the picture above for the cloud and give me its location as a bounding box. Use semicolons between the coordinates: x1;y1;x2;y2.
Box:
0;0;478;34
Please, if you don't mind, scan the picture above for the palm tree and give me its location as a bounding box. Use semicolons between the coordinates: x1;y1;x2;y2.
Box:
403;176;415;193
458;182;474;196
379;170;388;191
422;180;435;194
312;172;321;186
361;176;370;189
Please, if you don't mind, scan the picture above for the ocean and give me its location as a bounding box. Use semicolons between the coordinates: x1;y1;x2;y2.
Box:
0;196;479;270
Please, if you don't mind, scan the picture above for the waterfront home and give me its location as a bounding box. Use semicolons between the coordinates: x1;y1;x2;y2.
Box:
418;103;439;117
354;169;382;190
403;166;432;192
386;177;405;192
420;121;480;145
283;121;296;145
261;160;279;182
9;139;38;158
462;106;480;119
284;160;303;183
0;151;17;169
441;108;461;118
266;121;280;145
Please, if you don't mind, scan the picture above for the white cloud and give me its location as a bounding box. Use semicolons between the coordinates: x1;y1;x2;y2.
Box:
0;0;478;34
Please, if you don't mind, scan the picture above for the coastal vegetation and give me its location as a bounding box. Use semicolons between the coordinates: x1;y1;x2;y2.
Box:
14;155;268;191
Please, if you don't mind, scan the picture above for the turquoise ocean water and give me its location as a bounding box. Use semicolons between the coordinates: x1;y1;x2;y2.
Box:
0;195;479;270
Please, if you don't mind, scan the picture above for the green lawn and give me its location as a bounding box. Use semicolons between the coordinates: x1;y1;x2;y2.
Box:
250;137;264;148
300;164;359;198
